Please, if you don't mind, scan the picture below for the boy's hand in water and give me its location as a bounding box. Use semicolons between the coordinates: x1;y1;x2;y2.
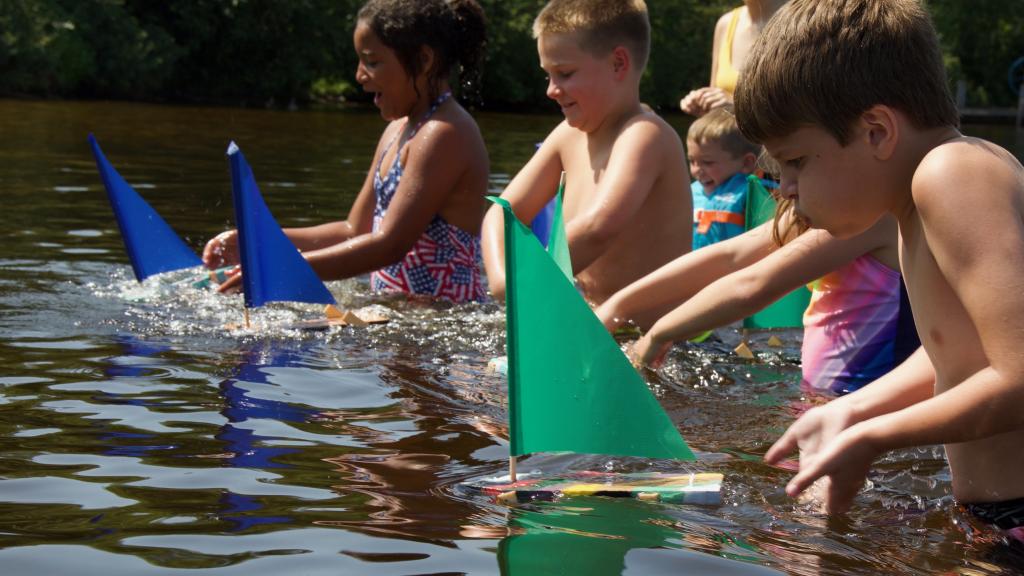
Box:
203;230;240;269
629;332;671;368
216;266;243;294
765;401;872;513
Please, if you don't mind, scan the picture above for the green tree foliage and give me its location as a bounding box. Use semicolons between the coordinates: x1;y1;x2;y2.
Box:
643;0;734;110
147;0;359;105
0;0;179;97
927;0;1024;107
0;0;1020;109
0;0;360;105
474;0;735;110
475;0;546;109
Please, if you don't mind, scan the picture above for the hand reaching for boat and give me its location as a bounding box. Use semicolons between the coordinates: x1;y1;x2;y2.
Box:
764;400;874;514
213;265;243;294
628;331;671;369
203;230;240;269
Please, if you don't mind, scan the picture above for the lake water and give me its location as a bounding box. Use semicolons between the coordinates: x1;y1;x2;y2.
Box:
1;99;1023;575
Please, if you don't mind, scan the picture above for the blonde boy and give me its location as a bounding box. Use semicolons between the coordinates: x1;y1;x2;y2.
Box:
686;107;763;249
735;0;1024;532
481;0;691;327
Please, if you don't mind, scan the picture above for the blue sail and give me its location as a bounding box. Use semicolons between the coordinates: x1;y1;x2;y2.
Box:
88;135;202;282
227;142;336;309
530;197;556;248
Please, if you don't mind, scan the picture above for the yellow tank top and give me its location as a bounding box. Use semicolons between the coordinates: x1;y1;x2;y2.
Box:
713;7;743;94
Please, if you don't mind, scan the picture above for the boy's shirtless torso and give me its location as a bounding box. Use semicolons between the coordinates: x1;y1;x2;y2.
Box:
899;136;1024;503
549;112;691;311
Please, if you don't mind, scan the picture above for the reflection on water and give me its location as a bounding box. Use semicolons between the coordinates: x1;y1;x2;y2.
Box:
497;498;780;575
1;99;1023;574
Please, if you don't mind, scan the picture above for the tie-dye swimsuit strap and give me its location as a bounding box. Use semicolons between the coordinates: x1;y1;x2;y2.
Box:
369;92;485;303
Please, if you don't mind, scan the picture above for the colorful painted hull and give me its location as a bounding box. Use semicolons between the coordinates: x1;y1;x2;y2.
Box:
472;470;723;505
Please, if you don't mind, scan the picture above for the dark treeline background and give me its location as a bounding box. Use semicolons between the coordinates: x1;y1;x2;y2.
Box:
2;0;1022;111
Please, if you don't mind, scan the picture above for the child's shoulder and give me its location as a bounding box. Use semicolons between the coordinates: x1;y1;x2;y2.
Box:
915;136;1023;193
913;136;1024;216
546;110;683;160
714;7;738;34
613;111;684;152
922;135;1017;164
415;102;484;148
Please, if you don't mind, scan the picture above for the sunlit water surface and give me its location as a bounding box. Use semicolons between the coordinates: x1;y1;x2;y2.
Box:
1;99;1024;575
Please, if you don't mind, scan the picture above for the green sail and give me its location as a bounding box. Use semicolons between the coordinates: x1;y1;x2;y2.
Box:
489;196;694;461
743;175;811;329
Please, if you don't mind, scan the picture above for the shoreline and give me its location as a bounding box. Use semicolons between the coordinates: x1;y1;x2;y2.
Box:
959;107;1021;125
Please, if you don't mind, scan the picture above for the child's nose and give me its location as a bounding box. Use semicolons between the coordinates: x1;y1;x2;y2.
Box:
355;64;370;85
779;178;798;200
546;79;561;100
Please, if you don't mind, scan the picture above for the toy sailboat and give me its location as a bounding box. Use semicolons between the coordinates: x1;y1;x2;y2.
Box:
477;175;722;505
226;142;385;329
88;135;203;282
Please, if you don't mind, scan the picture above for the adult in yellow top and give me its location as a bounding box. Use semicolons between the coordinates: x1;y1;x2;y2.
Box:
679;1;788;117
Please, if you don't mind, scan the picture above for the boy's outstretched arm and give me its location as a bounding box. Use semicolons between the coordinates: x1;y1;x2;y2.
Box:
480;205;508;299
481;132;566;300
562;121;671;273
632;217;895;366
597;222;774;331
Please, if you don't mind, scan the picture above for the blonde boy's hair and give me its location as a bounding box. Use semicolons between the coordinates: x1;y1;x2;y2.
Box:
533;0;650;71
687;107;760;159
735;0;958;146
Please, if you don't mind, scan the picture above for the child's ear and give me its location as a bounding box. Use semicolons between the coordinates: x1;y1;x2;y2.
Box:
860;105;899;161
611;46;631;80
741;152;758;173
419;45;436;77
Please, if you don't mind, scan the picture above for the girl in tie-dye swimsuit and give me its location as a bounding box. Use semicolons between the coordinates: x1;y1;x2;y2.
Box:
200;0;489;304
801;254;918;395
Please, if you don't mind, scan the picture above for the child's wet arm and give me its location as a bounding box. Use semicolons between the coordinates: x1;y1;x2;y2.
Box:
604;236;746;324
844;347;934;421
875;289;1024;448
283;137;382;252
481;131;566;298
303;176;447;280
284;221;359;251
860;366;1024;455
646;247;797;345
497;130;567;224
303;232;402;280
481;205;506;298
284;195;372;251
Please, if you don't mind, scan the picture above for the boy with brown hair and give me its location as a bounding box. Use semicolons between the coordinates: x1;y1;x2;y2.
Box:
686;106;765;249
734;0;1024;534
481;0;691;327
